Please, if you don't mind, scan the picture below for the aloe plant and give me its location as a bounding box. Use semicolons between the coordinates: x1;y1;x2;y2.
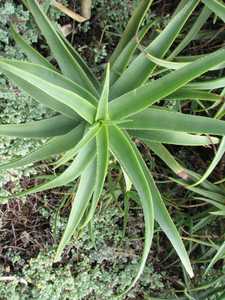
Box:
1;0;225;292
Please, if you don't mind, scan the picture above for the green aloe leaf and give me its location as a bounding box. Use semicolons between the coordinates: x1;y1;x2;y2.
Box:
142;52;225;72
190;137;225;187
131;130;219;146
110;21;154;85
110;0;153;65
83;65;110;225
11;25;56;70
205;241;225;275
119;108;225;136
57;27;100;93
136;151;194;277
96;64;110;121
85;126;109;225
0;115;76;138
55;160;96;261
24;0;98;96
188;77;225;90
17;141;96;197
2;59;98;105
171;177;225;203
111;0;199;98
54;123;100;168
109;125;154;292
169;6;211;59
0;124;84;170
109;48;225;120
0;61;96;122
144;142;186;177
202;0;225;23
166;88;222;102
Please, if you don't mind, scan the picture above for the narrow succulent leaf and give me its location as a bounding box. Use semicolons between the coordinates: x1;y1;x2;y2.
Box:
55;160;96;261
94;126;109;201
195;197;225;210
54;123;100;168
187;170;224;194
171;177;225;203
96;64;110;120
25;0;98;96
145;142;186;177
42;0;52;13
109;125;154;292
215;102;225;119
57;27;100;92
17;141;96;197
0;115;76;138
109;48;225;120
205;241;225;275
169;6;211;58
202;0;225;23
0;124;84;170
188;77;225;90
84;126;109;225
2;59;98;105
171;0;188;17
110;0;153;65
110;22;154;85
133;146;193;277
0;61;96;122
142;52;225;73
111;0;199;98
120;108;225;136
191;137;225;187
11;25;55;70
167;88;222;102
211;211;225;216
131;130;219;146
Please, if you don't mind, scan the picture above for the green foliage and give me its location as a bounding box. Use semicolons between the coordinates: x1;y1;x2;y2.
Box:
0;0;225;295
0;1;51;197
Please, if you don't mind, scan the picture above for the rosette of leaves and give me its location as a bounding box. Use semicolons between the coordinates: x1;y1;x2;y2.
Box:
0;0;225;291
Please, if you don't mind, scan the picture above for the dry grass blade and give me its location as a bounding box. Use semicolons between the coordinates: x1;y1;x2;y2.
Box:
52;0;88;22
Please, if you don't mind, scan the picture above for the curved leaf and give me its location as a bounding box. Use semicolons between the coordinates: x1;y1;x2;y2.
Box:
109;48;225;120
109;125;154;292
111;0;199;98
191;137;225;186
2;59;98;105
202;0;225;23
119;108;225;136
57;27;100;93
84;126;109;226
0;61;96;122
96;64;110;121
24;0;98;96
169;6;211;58
55;160;96;261
110;0;153;65
0;115;76;138
17;140;96;197
11;25;56;70
0;124;84;170
133;144;193;277
131;129;219;146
